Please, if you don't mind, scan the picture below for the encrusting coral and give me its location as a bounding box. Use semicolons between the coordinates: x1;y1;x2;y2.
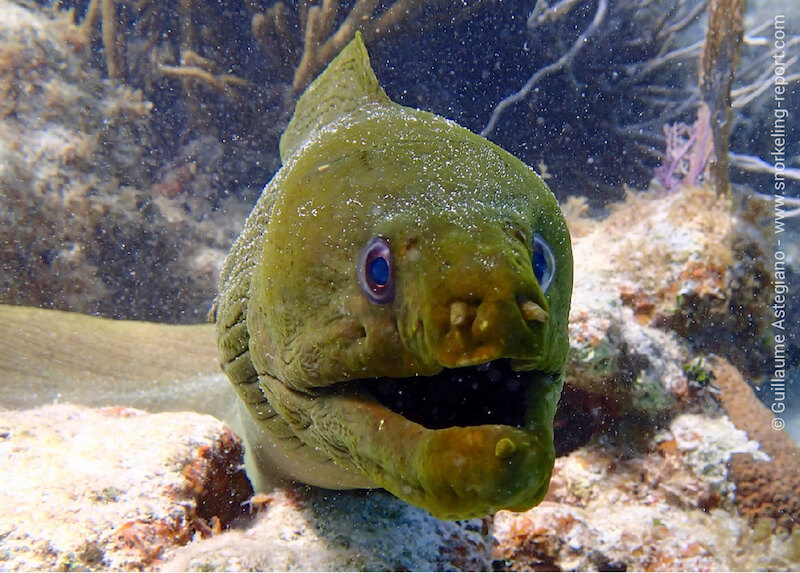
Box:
494;412;800;571
560;183;771;423
505;355;800;568
711;357;800;532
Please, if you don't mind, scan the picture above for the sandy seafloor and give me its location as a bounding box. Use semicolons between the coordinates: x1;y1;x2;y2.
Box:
1;0;799;570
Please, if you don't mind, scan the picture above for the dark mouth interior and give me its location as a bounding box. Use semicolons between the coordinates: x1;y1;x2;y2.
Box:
359;360;544;430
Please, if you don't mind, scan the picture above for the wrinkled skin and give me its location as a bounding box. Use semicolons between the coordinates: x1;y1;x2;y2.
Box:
212;34;573;519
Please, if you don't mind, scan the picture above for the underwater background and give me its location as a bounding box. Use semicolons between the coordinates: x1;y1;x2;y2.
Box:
0;0;799;570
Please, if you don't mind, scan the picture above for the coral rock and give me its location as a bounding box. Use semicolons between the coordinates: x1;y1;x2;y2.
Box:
0;405;253;571
164;488;492;571
711;357;800;532
494;414;800;571
0;403;493;571
563;184;771;420
0;0;240;323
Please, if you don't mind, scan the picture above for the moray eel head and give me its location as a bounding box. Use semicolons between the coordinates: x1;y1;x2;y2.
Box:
214;34;572;520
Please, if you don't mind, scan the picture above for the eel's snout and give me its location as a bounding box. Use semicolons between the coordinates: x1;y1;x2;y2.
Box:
443;296;549;367
404;237;550;370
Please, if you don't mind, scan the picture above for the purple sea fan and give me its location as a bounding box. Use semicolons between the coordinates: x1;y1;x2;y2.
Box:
655;105;715;192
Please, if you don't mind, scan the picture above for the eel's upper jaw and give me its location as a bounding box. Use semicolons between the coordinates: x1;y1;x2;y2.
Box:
320;359;560;519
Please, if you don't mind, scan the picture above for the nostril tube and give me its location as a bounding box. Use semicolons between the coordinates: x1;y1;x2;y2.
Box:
520;300;549;323
450;301;469;326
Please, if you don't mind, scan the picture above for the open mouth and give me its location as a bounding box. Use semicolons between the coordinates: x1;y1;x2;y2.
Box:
286;357;560;518
349;359;554;430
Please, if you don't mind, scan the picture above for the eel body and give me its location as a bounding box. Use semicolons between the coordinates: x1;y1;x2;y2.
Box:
0;304;230;417
211;33;573;519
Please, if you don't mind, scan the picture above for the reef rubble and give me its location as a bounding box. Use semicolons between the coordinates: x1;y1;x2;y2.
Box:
494;414;800;571
0;404;493;571
0;405;253;571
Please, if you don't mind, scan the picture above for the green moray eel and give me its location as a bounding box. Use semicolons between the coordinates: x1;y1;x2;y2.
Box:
210;33;573;519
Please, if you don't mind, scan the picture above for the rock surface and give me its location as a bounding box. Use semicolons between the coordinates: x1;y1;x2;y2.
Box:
712;358;800;532
561;184;769;416
0;0;244;322
0;404;493;572
0;405;253;571
165;489;491;571
494;413;800;571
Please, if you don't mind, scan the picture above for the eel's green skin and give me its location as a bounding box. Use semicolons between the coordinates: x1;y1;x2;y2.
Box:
211;33;573;520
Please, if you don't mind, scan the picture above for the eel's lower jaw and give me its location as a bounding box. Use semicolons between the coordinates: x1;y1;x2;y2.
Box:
323;361;559;519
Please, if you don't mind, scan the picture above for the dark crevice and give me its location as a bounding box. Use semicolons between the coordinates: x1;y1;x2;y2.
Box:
552;385;621;457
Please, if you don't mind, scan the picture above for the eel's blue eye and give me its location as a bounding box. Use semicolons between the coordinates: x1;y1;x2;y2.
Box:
369;256;389;285
532;233;556;293
358;237;394;304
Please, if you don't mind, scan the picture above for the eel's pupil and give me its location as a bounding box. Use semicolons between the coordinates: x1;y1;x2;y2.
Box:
532;232;556;292
358;237;394;304
533;243;547;282
369;257;389;285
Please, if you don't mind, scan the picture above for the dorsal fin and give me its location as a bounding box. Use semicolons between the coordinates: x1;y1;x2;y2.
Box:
279;32;391;162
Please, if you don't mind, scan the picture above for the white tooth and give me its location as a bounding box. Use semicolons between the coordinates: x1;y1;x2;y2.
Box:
450;301;469;326
520;300;549;323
